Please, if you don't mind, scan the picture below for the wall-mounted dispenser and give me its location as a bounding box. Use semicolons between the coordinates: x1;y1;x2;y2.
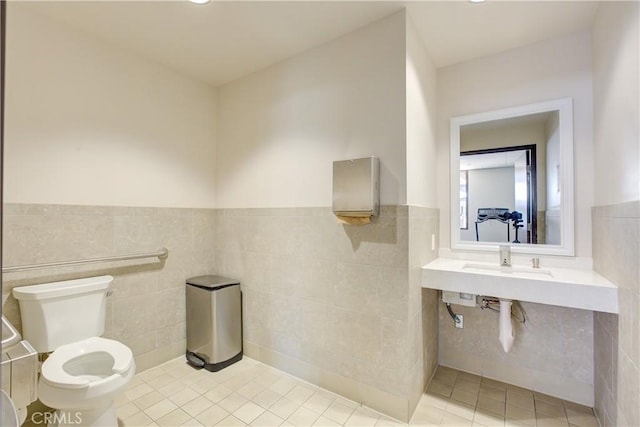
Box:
332;156;379;224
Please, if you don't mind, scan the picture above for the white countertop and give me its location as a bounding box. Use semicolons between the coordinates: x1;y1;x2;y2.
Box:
422;258;618;313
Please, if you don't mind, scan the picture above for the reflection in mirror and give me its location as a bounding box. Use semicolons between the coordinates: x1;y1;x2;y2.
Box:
450;98;574;256
459;111;559;245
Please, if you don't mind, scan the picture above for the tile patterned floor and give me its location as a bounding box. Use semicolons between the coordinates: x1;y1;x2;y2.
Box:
114;357;599;427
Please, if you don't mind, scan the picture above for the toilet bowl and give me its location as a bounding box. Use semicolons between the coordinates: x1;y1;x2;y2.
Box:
38;337;135;426
13;276;135;427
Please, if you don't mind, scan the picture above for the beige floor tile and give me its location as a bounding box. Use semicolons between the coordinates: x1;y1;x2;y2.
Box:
192;377;220;395
505;393;534;412
565;409;598;427
158;379;187;397
181;396;215;418
473;410;505;427
138;367;166;383
426;380;453;398
535;416;569;427
535;400;567;418
323;400;357;425
156;408;192;427
195;405;230;427
253;371;283;388
125;383;155;401
286;384;316;406
375;414;407;426
534;392;565;407
505;404;535;427
269;376;300;396
217;415;246;426
219;392;250;413
477;396;506;417
433;367;458;386
147;373;179;390
451;387;479;407
456;372;482;384
419;393;450;411
114;393;132;408
204;385;234;403
345;407;381;427
479;386;506;403
237;381;265;400
410;402;445;426
121;410;156;427
169;386;200;407
287;406;321;426
303;392;335;415
181;418;205;427
481;378;508;391
504;420;532;427
144;399;179;420
117;402;141;420
455;379;482;394
563;402;594;414
134;391;166;410
234;401;266;424
250;411;284;426
224;374;253;391
252;388;283;410
444;400;475;421
270;396;300;420
440;411;473;427
313;415;342;426
505;385;532;399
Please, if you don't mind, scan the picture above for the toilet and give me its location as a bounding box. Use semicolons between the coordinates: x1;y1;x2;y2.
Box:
13;275;135;427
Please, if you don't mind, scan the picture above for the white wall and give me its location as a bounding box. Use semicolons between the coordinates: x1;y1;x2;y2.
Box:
216;12;406;208
592;1;640;206
437;30;594;257
406;16;437;208
4;6;218;208
460;167;515;243
546;113;561;210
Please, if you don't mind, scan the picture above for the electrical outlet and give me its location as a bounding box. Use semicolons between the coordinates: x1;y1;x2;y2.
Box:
431;234;436;251
455;314;464;329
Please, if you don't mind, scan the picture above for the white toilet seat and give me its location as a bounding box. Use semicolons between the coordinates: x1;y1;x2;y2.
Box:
42;337;133;389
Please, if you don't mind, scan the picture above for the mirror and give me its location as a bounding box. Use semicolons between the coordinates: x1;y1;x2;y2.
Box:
450;98;574;256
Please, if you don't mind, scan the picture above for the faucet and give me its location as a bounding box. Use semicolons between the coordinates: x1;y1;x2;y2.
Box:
499;245;511;267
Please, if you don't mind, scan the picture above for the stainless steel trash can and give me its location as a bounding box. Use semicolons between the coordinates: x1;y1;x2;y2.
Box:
186;275;242;372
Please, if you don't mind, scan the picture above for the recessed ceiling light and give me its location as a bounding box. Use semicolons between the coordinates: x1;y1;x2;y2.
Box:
189;0;210;4
469;0;486;3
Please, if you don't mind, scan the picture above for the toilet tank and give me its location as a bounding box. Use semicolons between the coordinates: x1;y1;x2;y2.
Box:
12;276;113;353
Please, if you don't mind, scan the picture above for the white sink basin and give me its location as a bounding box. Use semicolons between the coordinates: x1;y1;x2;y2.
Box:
422;258;618;313
462;263;554;278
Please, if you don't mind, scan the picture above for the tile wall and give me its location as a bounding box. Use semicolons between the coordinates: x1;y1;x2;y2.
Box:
592;201;640;427
438;300;595;406
2;203;216;372
2;203;440;422
215;206;440;421
408;207;440;412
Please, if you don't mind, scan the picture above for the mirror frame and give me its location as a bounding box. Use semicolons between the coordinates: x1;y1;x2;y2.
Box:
450;98;574;256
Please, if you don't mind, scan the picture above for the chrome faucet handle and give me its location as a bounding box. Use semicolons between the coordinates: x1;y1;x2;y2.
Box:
531;258;540;269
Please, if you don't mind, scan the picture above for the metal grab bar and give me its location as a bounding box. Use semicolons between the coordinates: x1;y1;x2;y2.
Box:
2;247;169;273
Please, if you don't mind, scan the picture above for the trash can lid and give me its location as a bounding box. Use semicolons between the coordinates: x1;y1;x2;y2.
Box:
186;275;239;288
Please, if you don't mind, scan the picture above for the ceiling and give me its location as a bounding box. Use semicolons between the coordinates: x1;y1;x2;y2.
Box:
12;0;600;87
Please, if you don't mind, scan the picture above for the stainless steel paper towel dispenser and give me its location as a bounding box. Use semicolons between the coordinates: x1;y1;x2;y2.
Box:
332;156;379;217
